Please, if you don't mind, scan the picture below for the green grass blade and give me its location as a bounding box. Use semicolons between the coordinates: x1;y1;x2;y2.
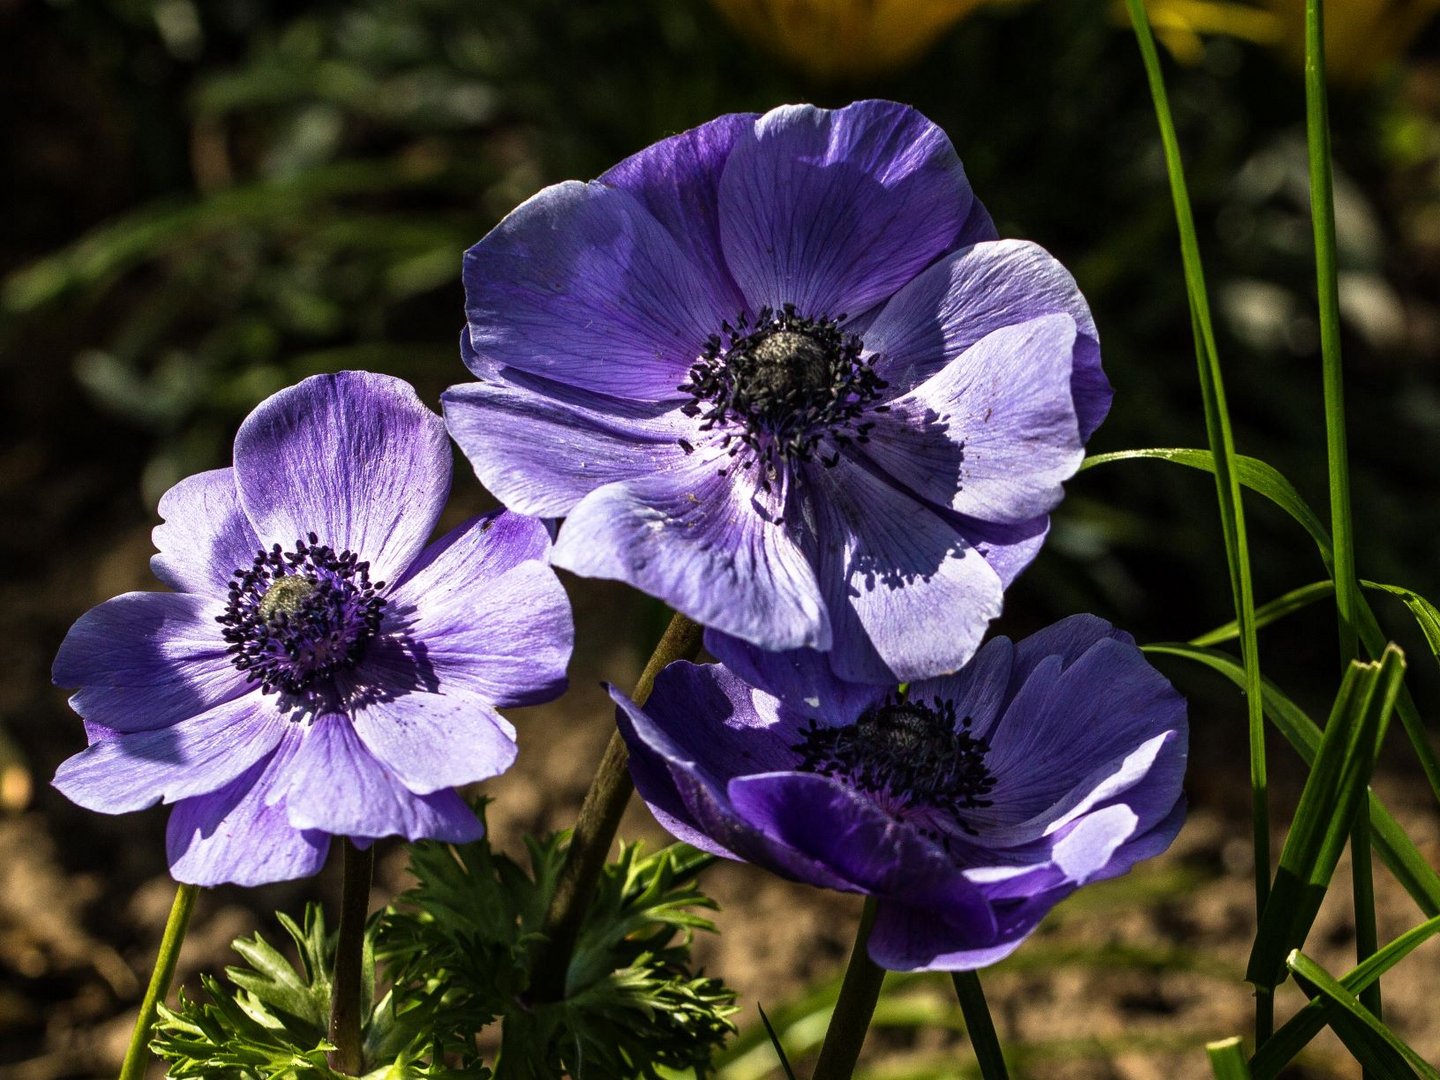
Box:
1118;0;1269;1031
1192;581;1335;647
1253;913;1440;1077
1081;449;1332;563
1144;643;1440;917
952;972;1009;1080
1088;448;1440;804
756;1004;799;1080
1364;581;1440;657
1208;1037;1253;1079
1247;649;1404;988
1287;951;1437;1079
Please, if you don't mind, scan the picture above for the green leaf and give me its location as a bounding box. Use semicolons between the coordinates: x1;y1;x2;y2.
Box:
1247;648;1405;988
1081;448;1332;565
1206;1037;1252;1079
1088;447;1440;805
1364;580;1440;659
1192;581;1335;647
1286;951;1439;1079
1144;643;1440;918
1253;913;1440;1077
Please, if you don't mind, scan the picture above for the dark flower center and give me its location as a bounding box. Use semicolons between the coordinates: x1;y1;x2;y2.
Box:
792;699;995;831
678;304;887;473
218;533;386;695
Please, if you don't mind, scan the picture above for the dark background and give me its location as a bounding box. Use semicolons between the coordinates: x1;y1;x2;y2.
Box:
3;0;1440;1075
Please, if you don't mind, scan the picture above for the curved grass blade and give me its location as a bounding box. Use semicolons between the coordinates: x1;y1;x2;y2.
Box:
1253;913;1440;1078
1193;581;1335;647
1246;649;1404;989
1144;643;1440;917
1287;951;1437;1079
1208;1037;1253;1079
1090;448;1440;803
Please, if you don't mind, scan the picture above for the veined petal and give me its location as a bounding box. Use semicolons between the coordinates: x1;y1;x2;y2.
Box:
282;713;484;842
863;314;1084;523
348;687;517;795
53;693;289;813
553;459;829;652
726;771;993;935
807;457;1003;684
869;881;1072;972
441;374;691;518
166;738;329;887
388;508;553;593
463;180;733;400
702;630;885;721
381;549;572;708
719;101;977;319
599;112;754;315
865;240;1105;425
53;591;251;732
233;371;451;585
150;468;261;595
612;683;854;889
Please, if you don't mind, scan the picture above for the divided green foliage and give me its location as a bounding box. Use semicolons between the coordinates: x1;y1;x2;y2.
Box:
151;903;460;1080
1247;649;1405;988
378;813;736;1079
152;807;734;1079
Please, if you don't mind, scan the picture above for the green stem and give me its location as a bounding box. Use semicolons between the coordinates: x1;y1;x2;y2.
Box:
1302;0;1379;1044
530;611;703;1001
952;971;1009;1080
119;883;199;1080
1123;0;1270;1042
812;898;884;1080
327;841;373;1076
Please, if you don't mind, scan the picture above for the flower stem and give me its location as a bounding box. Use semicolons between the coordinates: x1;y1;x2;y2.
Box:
952;970;1010;1079
813;897;884;1080
118;882;198;1080
530;610;703;1001
327;840;373;1076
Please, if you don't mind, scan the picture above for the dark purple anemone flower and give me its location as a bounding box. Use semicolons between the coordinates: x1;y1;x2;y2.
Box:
611;615;1186;970
443;100;1109;684
52;372;573;887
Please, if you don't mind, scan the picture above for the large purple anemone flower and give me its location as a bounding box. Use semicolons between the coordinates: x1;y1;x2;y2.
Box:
611;615;1186;970
443;100;1110;684
52;372;573;886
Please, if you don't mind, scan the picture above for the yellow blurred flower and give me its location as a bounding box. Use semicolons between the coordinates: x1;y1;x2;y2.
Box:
711;0;1027;80
1139;0;1439;82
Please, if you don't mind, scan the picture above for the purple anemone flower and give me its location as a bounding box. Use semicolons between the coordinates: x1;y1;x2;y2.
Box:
611;615;1186;970
443;100;1109;684
51;371;573;887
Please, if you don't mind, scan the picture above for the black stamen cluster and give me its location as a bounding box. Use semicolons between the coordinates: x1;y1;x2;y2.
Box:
217;533;385;695
678;304;887;475
793;699;995;825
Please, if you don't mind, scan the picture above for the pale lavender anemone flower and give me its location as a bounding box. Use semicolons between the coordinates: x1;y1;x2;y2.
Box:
443;100;1110;684
52;372;573;886
612;616;1186;970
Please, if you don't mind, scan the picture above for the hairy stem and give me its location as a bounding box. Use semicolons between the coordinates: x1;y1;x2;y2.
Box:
813;898;884;1080
119;883;199;1080
530;611;703;1001
327;841;373;1076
